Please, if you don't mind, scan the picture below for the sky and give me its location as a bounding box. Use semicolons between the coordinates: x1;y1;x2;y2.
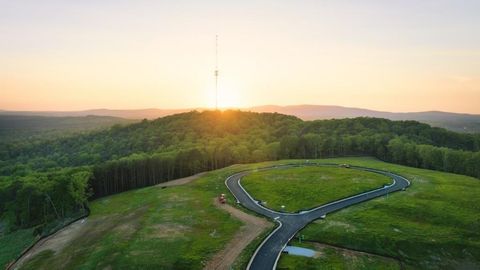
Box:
1;0;480;113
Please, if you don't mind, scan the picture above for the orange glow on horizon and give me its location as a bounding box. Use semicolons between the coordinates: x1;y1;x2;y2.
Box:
1;1;480;114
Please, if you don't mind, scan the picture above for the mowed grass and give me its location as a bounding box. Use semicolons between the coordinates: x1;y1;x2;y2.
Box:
19;168;248;270
241;166;391;212
294;157;480;269
278;242;400;270
12;157;480;269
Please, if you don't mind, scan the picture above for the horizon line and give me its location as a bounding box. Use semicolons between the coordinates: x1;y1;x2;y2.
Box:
1;104;480;116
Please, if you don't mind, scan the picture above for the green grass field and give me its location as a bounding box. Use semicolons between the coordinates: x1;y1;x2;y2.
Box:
6;157;480;269
241;166;390;212
14;162;277;270
18;167;249;270
278;242;400;270
292;157;480;269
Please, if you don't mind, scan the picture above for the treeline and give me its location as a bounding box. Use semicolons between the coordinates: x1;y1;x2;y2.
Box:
387;138;480;177
2;111;479;178
91;128;480;199
91;149;207;198
91;140;281;198
0;168;90;231
301;118;480;152
1;110;480;230
277;133;480;177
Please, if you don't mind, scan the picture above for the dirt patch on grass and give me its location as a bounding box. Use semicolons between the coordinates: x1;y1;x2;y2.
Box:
150;224;191;238
106;206;149;241
318;220;357;232
156;172;206;188
165;193;192;203
12;206;150;269
10;218;88;269
310;242;402;266
116;223;138;236
204;199;272;270
11;173;204;269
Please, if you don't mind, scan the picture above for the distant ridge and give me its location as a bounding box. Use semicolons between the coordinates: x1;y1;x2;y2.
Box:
249;105;480;121
249;105;480;133
0;114;136;142
0;108;193;119
1;105;480;133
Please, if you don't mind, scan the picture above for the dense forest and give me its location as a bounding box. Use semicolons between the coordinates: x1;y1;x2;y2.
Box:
0;114;135;143
1;110;480;233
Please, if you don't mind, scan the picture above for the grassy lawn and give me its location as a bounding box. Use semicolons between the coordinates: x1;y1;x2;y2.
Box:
0;228;35;268
19;168;249;270
295;157;480;269
10;157;480;269
241;166;391;212
277;242;400;270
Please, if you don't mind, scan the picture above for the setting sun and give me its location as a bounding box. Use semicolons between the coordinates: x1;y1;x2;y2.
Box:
218;86;244;109
205;81;245;109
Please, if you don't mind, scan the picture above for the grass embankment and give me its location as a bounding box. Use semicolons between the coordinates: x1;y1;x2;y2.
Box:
12;157;480;269
286;157;480;269
278;241;400;270
0;228;35;268
241;166;390;212
19;168;250;270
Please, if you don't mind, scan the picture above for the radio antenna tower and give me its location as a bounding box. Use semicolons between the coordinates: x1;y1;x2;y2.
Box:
215;35;219;110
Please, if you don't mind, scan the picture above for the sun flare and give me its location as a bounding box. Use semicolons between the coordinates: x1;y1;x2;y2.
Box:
217;87;243;109
206;84;244;109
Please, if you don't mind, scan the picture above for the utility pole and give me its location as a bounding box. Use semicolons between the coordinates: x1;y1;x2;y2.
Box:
215;35;219;110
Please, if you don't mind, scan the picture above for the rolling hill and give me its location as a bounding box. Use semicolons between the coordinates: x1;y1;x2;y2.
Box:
0;108;189;120
249;105;480;133
1;111;479;269
0;115;136;142
2;104;479;133
5;158;480;269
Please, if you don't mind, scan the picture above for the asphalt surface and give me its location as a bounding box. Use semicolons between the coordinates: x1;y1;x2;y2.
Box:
225;163;411;270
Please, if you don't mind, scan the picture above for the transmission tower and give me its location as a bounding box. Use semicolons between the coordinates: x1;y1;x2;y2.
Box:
215;35;219;110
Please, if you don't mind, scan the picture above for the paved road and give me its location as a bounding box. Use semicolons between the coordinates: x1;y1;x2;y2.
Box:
225;163;411;270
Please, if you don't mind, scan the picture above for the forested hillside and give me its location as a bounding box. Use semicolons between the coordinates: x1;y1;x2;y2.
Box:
0;114;136;143
251;105;480;133
1;110;479;234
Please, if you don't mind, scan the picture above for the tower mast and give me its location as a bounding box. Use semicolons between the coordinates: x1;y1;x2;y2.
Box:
215;35;219;110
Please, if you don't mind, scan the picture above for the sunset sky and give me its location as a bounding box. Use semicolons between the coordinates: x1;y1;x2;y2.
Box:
1;0;479;113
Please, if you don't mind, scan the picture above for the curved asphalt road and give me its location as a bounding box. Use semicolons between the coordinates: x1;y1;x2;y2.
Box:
225;163;411;270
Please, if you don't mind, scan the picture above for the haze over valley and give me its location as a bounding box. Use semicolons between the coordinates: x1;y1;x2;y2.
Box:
3;104;480;133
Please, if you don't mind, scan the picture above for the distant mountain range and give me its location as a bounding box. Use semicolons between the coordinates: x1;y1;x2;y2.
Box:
0;108;189;120
1;105;480;133
0;114;136;142
248;105;480;133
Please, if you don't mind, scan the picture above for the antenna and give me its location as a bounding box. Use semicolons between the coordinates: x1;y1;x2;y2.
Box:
215;35;219;110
